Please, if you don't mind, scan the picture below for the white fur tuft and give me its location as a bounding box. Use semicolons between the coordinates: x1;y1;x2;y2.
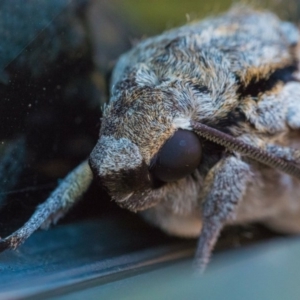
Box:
172;117;191;130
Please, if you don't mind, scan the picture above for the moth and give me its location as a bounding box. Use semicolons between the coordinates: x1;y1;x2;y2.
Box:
2;6;300;272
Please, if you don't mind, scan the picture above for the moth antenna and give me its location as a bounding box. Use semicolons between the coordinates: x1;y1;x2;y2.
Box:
0;160;93;252
191;121;300;179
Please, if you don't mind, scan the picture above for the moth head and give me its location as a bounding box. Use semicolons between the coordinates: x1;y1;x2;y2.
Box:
89;54;300;212
89;69;205;211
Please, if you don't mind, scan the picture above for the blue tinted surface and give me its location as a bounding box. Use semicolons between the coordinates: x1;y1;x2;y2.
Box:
52;237;300;300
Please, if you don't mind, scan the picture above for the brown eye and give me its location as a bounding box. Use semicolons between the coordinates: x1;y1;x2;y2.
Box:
150;129;202;182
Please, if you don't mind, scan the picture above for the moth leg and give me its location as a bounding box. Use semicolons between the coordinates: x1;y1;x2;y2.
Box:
195;156;251;272
0;160;93;252
265;144;300;164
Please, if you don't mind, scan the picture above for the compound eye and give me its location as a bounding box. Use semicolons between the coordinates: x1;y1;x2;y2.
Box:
150;129;202;182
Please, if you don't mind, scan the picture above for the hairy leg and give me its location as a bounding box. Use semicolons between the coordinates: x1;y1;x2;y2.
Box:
0;160;93;252
195;156;251;272
265;143;300;163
